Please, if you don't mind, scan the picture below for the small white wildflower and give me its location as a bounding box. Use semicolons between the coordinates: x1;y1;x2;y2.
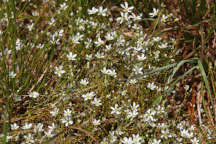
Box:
88;7;98;15
133;65;143;75
64;109;72;117
9;71;16;78
149;8;159;17
151;138;161;144
120;2;134;13
80;79;89;86
48;123;56;131
152;36;162;42
34;123;44;133
121;136;133;144
29;91;39;98
158;42;168;49
44;130;54;138
27;23;34;31
22;123;32;130
24;133;34;144
191;137;199;144
132;134;143;144
92;119;101;126
161;14;168;23
97;6;107;16
180;129;190;138
147;82;157;90
94;37;105;47
161;129;172;139
105;44;112;52
95;52;105;59
116;12;129;24
67;52;77;61
129;79;137;84
130;13;142;21
82;92;96;101
11;123;19;130
54;65;65;77
61;116;73;127
137;54;146;61
111;104;121;115
91;98;102;106
50;107;59;117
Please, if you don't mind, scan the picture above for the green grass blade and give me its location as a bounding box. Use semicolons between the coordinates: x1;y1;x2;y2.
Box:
167;58;198;84
152;65;198;106
198;59;213;106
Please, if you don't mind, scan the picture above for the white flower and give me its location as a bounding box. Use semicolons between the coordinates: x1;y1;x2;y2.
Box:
44;130;54;138
151;138;161;144
105;33;114;41
127;110;138;119
147;82;157;90
156;105;165;114
91;98;102;106
94;37;105;47
191;137;199;144
85;38;92;49
16;39;22;50
11;123;19;130
50;107;59;117
154;50;160;59
64;109;72;117
9;71;16;78
161;129;172;139
80;79;89;86
22;123;32;130
137;54;146;61
95;52;105;59
132;134;143;144
143;109;156;122
130;13;142;21
82;92;96;101
29;91;39;98
27;23;34;31
116;12;129;24
88;7;98;15
107;69;117;77
133;65;143;75
152;36;162;42
67;52;77;61
86;54;93;61
48;123;56;131
129;79;137;84
54;65;65;77
105;44;112;52
111;104;121;115
34;123;44;133
149;8;159;17
130;102;139;112
101;67;117;77
48;17;55;25
158;42;168;49
92;119;101;126
61;116;73;127
161;14;168;23
98;6;107;16
121;137;133;144
120;2;134;13
180;129;190;138
37;43;44;49
24;133;34;144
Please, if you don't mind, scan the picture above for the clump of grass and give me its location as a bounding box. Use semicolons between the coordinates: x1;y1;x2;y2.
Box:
0;0;216;143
